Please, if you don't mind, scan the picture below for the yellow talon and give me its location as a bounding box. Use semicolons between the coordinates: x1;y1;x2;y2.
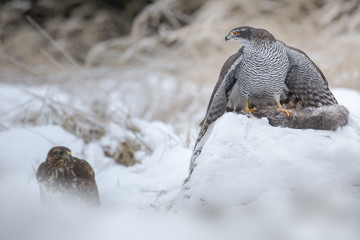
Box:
277;101;290;117
245;107;256;114
244;98;256;114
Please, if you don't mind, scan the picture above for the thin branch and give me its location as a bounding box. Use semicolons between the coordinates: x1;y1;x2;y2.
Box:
40;48;66;71
26;128;57;145
0;99;33;117
2;54;41;76
25;15;81;70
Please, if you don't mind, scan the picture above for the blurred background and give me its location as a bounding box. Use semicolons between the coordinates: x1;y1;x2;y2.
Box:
1;0;359;87
1;3;360;239
0;0;359;161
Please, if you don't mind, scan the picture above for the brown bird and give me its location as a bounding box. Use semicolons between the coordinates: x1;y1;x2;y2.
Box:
36;146;100;206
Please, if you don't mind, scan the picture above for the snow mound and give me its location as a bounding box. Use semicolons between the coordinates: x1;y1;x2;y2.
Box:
177;112;360;207
173;106;360;239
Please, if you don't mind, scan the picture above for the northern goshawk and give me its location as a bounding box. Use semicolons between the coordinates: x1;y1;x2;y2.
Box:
191;26;338;172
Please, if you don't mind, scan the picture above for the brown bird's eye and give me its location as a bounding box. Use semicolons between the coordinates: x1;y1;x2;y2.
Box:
233;32;238;35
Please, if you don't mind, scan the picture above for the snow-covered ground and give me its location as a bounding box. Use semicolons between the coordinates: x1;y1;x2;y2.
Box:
0;75;360;240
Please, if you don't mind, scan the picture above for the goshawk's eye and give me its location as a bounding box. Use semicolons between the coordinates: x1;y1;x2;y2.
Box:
233;32;238;35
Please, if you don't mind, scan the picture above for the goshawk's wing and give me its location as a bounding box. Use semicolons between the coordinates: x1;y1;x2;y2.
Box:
282;46;338;108
195;47;244;147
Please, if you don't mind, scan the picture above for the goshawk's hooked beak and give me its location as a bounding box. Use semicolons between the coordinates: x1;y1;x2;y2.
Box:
225;34;231;41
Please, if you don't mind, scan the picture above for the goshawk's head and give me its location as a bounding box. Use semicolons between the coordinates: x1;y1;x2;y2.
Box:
225;26;275;45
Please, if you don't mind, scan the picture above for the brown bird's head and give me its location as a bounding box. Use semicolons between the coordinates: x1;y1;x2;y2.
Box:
46;146;72;163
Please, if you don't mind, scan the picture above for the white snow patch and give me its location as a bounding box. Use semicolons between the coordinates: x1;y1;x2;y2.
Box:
178;112;360;206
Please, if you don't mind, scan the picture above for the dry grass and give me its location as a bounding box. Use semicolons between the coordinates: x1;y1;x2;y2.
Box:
81;0;360;90
1;87;156;166
2;0;359;89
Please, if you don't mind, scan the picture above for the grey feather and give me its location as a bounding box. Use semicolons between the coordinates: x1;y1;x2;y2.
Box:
282;45;338;107
195;48;244;147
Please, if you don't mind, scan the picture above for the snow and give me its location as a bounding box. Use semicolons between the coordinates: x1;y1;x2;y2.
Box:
0;80;360;240
178;112;360;206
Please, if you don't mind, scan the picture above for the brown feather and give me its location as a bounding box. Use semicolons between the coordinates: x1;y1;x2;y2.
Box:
36;146;100;206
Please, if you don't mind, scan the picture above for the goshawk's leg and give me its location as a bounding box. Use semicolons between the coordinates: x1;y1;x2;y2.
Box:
244;98;256;114
277;100;290;116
